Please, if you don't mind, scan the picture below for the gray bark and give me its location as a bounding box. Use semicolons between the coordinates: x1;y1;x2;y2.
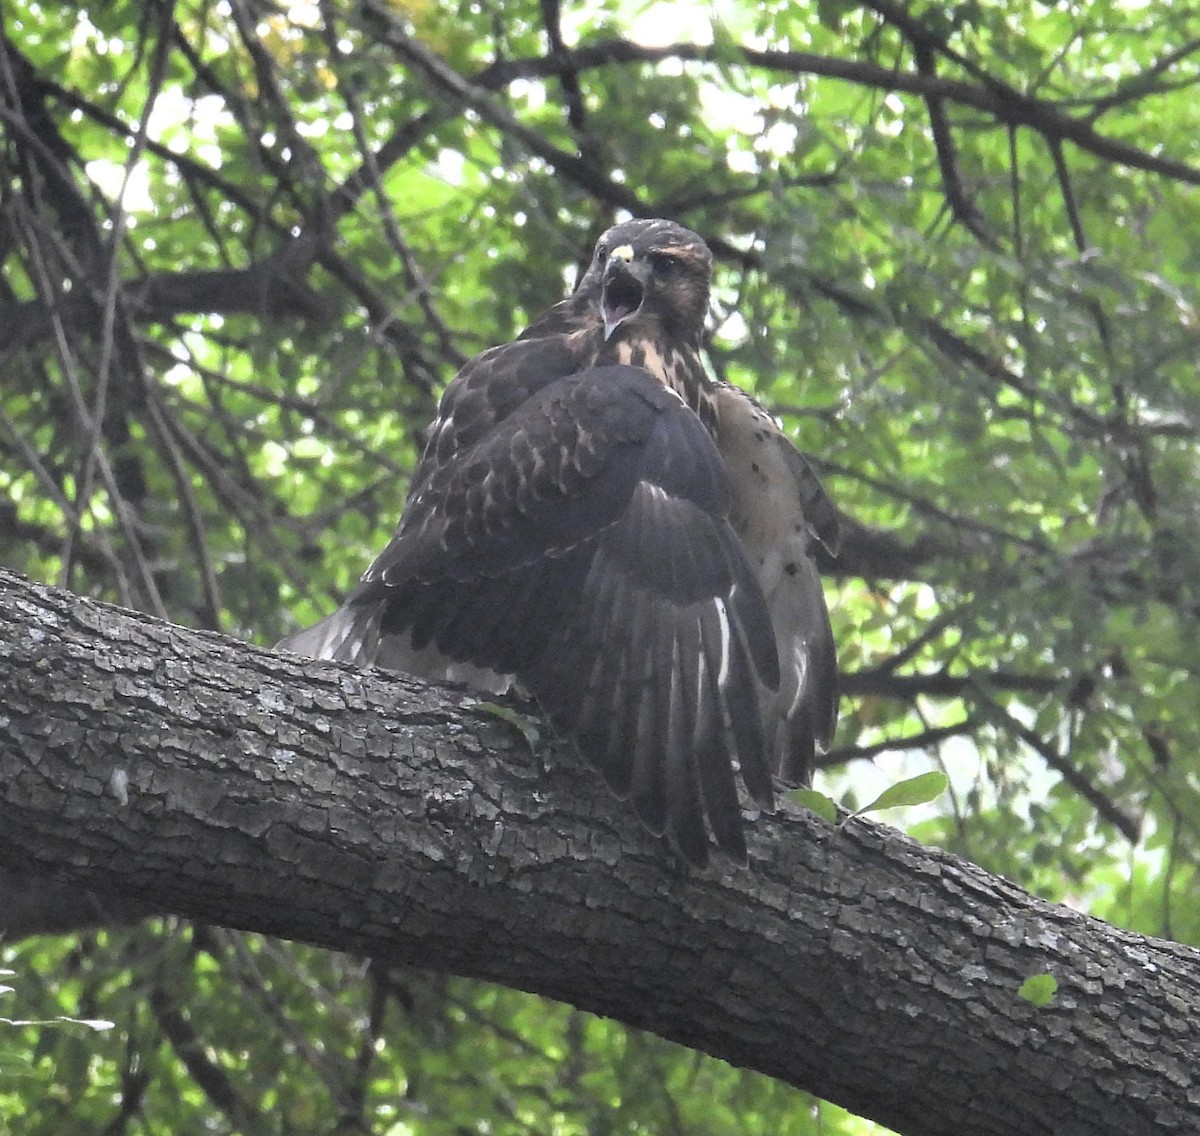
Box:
1;567;1197;1136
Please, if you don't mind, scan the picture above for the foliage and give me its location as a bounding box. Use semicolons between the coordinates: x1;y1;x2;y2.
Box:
3;0;1199;1133
1016;973;1059;1008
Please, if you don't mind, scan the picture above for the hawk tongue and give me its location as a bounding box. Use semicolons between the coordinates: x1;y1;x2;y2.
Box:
603;300;637;340
602;273;644;340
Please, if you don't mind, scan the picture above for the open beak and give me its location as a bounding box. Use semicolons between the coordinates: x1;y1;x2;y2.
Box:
601;246;645;340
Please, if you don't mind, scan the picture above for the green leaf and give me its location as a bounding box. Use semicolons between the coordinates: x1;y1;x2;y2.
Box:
788;787;839;824
1017;974;1059;1007
856;772;950;816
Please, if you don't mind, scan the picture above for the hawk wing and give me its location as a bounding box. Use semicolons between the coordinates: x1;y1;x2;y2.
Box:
275;331;594;668
279;217;841;864
282;364;782;865
711;383;840;786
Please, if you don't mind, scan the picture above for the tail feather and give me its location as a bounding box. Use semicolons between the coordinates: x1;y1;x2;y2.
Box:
277;604;513;694
276;606;381;666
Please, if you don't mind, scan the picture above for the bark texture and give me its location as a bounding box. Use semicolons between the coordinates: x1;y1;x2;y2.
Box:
1;567;1197;1136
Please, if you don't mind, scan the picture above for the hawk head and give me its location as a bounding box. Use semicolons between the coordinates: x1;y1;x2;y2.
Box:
578;219;713;345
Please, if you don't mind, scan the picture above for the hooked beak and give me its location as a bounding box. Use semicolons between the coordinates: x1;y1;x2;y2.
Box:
601;245;645;340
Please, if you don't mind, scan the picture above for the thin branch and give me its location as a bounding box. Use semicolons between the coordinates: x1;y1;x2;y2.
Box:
538;0;602;169
0;404;129;589
1049;137;1088;255
824;720;978;764
475;38;1200;187
149;984;269;1136
910;36;998;247
318;8;469;370
983;698;1142;843
142;392;224;631
8;197;167;615
73;2;173;586
364;4;645;216
842;668;1062;699
1085;36;1200;121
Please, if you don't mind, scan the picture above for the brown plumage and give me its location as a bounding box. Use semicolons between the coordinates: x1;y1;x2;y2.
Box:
278;219;839;866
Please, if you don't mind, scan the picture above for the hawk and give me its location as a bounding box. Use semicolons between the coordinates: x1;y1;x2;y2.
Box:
279;219;839;866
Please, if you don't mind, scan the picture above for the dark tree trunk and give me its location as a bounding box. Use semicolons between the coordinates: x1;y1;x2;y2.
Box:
1;567;1197;1136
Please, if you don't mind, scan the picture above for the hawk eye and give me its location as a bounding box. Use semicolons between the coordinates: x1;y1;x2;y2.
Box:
650;253;678;278
595;245;608;265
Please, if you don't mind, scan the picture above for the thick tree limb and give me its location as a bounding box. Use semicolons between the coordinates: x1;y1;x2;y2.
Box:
0;261;333;356
1;568;1197;1136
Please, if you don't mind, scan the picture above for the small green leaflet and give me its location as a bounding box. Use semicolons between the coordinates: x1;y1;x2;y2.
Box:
788;788;839;824
1017;974;1058;1007
856;771;949;816
788;772;949;829
470;701;541;751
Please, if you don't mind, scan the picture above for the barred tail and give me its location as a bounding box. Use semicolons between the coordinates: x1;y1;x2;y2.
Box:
275;606;381;666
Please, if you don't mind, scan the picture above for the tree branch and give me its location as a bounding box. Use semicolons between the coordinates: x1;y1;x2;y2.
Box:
475;38;1200;187
1;567;1197;1136
0;261;333;359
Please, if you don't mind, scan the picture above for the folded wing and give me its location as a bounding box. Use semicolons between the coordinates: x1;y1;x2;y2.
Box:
711;383;840;787
282;365;782;864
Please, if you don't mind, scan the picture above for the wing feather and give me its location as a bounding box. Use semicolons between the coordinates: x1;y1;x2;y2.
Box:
661;625;709;866
627;590;668;834
400;367;779;859
711;383;839;789
689;621;748;862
